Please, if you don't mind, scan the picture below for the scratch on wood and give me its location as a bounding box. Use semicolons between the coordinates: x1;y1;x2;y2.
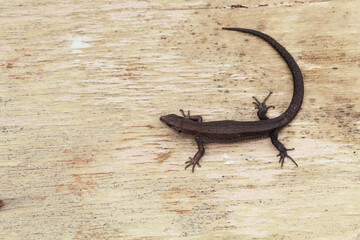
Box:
231;1;306;9
33;195;47;201
168;209;191;214
65;158;95;168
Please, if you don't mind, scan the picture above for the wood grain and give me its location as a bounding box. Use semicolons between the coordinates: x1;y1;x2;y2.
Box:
1;0;359;239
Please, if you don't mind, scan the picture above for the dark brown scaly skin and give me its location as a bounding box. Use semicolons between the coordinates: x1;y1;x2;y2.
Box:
160;28;304;172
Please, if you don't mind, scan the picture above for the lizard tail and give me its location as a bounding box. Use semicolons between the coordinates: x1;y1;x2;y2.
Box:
222;28;304;128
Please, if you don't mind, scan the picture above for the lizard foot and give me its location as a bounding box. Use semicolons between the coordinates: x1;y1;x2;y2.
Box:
277;148;298;167
253;92;275;112
185;157;201;173
180;109;203;122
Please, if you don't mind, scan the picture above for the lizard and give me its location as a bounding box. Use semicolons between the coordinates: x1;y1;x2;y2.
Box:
160;28;304;172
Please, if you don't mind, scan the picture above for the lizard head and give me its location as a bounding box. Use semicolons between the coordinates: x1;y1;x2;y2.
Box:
160;114;184;134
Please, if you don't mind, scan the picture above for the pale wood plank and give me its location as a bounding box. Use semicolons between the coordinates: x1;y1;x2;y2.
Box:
1;0;359;239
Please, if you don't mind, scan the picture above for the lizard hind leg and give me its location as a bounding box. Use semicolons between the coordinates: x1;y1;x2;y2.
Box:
252;92;275;120
252;93;298;167
270;129;298;167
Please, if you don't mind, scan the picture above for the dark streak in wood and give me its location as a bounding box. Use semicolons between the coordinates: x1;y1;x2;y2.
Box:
156;151;172;163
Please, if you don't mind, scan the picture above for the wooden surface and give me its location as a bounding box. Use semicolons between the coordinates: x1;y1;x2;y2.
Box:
1;0;359;239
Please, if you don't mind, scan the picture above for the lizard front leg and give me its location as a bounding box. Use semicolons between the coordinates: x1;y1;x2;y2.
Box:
185;137;205;173
179;110;205;172
253;92;298;167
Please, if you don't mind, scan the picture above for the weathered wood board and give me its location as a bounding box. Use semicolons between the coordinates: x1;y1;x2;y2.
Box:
1;0;359;239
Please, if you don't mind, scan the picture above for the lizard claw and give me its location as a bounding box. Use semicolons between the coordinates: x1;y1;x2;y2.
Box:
277;149;298;167
180;109;190;117
185;157;201;173
252;92;274;112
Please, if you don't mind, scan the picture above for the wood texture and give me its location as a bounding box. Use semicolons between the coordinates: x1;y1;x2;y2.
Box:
1;0;359;239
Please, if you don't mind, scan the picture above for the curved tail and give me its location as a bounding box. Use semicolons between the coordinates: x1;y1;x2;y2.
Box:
222;28;304;128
